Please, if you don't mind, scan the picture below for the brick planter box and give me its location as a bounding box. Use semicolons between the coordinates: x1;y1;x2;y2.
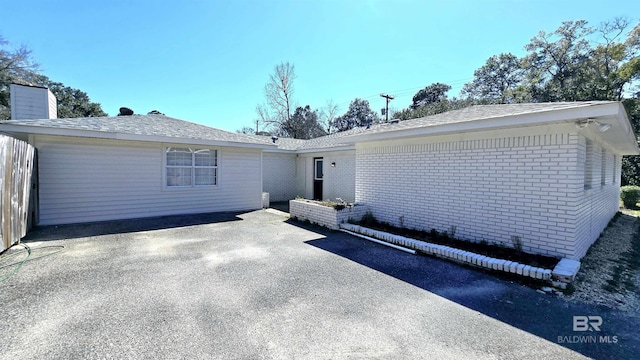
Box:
289;199;369;230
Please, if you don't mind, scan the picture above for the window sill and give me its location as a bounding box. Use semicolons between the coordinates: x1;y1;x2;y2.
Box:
163;185;219;191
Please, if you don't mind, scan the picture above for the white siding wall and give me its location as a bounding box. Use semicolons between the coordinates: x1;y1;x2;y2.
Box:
296;150;356;203
34;135;262;225
262;152;297;201
296;156;308;199
574;137;620;258
10;84;57;120
355;129;607;259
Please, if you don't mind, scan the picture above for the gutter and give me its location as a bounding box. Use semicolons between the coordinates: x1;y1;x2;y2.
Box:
294;145;355;154
263;145;356;154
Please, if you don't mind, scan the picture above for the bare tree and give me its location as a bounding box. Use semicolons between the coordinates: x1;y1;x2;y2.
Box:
236;126;255;135
257;62;296;133
319;99;339;133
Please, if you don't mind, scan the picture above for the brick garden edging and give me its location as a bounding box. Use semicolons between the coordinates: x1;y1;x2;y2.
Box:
339;223;559;282
289;199;369;230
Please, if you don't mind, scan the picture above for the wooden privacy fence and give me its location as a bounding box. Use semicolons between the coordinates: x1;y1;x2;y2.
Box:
0;134;35;253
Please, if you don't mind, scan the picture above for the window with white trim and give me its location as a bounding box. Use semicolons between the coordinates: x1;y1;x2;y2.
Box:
166;147;217;187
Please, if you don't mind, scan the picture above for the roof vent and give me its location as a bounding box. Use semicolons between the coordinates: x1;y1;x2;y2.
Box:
118;107;134;116
390;119;400;124
147;110;164;115
271;136;278;143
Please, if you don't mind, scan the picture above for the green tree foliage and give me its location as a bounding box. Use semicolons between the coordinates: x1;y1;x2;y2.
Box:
460;18;639;105
522;20;595;102
0;36;39;119
281;105;327;139
411;83;451;108
622;98;640;185
461;53;524;103
392;18;640;182
331;98;380;132
45;79;107;118
394;98;479;120
0;36;106;119
522;19;640;185
393;82;461;120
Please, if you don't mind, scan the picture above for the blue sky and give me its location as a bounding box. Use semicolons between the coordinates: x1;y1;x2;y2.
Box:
1;1;637;131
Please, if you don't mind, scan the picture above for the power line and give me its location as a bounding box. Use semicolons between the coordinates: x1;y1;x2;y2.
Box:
380;94;394;123
334;77;474;109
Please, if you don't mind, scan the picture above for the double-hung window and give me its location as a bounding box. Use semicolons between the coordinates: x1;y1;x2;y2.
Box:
166;147;217;187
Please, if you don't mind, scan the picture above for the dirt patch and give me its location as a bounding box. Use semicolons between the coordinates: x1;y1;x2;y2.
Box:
568;212;640;313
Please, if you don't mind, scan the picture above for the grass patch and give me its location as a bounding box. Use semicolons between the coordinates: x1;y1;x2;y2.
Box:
354;212;559;269
621;208;640;217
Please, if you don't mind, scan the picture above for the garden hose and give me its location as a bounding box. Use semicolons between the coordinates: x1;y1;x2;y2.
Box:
0;243;65;283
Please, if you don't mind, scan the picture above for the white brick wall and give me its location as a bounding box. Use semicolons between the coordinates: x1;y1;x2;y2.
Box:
355;130;620;259
289;199;369;230
262;152;297;201
574;137;620;258
323;151;356;203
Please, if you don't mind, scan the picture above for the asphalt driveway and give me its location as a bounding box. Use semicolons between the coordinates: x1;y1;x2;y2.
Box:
1;210;637;359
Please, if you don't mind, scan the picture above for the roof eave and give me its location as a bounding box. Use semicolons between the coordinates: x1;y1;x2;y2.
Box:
0;125;276;149
263;148;297;153
294;145;355;153
343;102;627;144
612;102;640;155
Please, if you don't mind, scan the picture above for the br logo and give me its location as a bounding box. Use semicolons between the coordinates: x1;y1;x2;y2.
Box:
573;316;602;331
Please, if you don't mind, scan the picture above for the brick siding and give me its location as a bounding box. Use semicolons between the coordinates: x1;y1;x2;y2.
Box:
290;200;369;230
356;132;619;259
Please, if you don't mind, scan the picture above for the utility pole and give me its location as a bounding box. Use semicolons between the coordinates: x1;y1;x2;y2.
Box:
380;93;394;123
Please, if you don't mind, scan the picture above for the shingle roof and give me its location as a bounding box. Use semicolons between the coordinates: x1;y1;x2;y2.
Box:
360;101;614;135
266;102;613;151
264;126;372;151
4;102;615;151
0;114;273;146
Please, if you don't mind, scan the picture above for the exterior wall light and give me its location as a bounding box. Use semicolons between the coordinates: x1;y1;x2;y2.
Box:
596;121;611;132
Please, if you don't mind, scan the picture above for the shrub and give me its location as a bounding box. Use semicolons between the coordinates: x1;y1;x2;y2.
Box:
511;235;523;253
360;211;378;227
621;186;640;209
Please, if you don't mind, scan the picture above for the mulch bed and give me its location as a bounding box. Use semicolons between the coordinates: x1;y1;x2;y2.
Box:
356;220;559;269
